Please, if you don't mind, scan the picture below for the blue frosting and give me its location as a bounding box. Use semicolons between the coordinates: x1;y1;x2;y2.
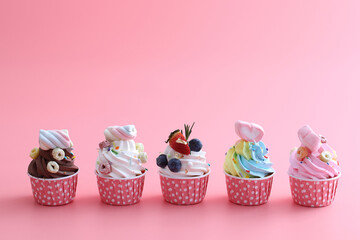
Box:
234;141;274;178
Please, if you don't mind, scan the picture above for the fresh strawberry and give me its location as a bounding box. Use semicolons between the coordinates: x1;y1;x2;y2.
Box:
166;130;191;155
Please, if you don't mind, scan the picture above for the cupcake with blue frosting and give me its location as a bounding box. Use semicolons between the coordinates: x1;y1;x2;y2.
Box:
224;121;275;205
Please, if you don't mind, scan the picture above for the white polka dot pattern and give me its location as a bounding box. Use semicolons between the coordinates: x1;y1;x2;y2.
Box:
96;173;146;206
159;172;210;205
29;172;78;206
289;175;340;207
225;173;274;206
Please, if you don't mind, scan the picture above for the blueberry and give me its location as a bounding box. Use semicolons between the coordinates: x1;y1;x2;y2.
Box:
168;158;182;172
189;139;203;152
156;154;168;168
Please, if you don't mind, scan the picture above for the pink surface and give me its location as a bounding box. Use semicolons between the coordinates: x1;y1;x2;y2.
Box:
289;175;340;207
225;172;274;206
1;0;360;239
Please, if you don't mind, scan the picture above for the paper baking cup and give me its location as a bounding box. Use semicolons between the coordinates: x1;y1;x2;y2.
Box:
28;171;79;206
225;171;274;206
96;171;146;206
159;170;210;205
289;173;341;207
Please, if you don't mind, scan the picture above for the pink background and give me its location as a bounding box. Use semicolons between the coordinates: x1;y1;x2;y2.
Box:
1;0;359;239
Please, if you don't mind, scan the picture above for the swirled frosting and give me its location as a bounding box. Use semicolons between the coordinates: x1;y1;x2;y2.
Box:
224;140;274;178
28;129;78;179
39;129;73;150
288;125;340;179
28;149;78;178
96;125;146;179
159;146;209;177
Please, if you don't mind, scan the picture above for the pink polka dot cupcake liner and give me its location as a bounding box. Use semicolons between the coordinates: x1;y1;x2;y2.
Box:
159;170;210;205
289;174;341;207
28;171;79;206
225;171;274;206
96;171;146;206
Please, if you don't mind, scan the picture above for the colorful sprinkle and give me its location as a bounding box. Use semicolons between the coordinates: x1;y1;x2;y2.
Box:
264;155;268;159
246;170;250;173
115;146;119;150
111;149;118;155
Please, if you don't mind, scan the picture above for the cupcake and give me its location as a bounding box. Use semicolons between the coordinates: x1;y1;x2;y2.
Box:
288;125;341;207
157;123;210;205
224;120;275;206
28;129;79;206
95;125;147;206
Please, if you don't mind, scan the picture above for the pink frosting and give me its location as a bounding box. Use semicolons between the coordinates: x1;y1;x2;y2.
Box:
289;125;341;180
288;149;340;179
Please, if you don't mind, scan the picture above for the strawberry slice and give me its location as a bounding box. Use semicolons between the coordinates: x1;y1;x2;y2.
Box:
166;130;191;155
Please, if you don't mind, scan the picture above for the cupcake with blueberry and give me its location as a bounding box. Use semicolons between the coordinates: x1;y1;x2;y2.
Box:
157;123;210;205
28;129;79;206
288;125;341;207
224;120;275;206
95;125;147;206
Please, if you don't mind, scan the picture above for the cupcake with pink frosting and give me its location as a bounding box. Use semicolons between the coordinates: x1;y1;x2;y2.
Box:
95;125;147;205
288;125;341;207
28;129;79;206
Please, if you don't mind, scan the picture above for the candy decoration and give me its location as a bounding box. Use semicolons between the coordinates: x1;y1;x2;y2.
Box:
296;147;309;160
320;151;333;162
104;125;137;141
138;152;148;163
98;161;112;174
30;148;39;160
99;140;111;150
297;125;321;153
235;120;264;143
47;161;59;173
39;129;73;150
52;148;65;161
136;143;144;153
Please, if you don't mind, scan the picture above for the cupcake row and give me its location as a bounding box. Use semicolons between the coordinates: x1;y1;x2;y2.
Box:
27;121;341;208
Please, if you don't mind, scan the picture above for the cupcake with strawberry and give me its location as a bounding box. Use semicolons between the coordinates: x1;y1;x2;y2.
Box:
157;123;210;205
224;120;275;206
288;125;341;207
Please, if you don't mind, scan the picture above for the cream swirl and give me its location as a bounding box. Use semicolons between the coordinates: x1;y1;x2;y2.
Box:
96;140;145;178
159;146;209;177
97;125;146;179
104;125;137;141
39;129;73;150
